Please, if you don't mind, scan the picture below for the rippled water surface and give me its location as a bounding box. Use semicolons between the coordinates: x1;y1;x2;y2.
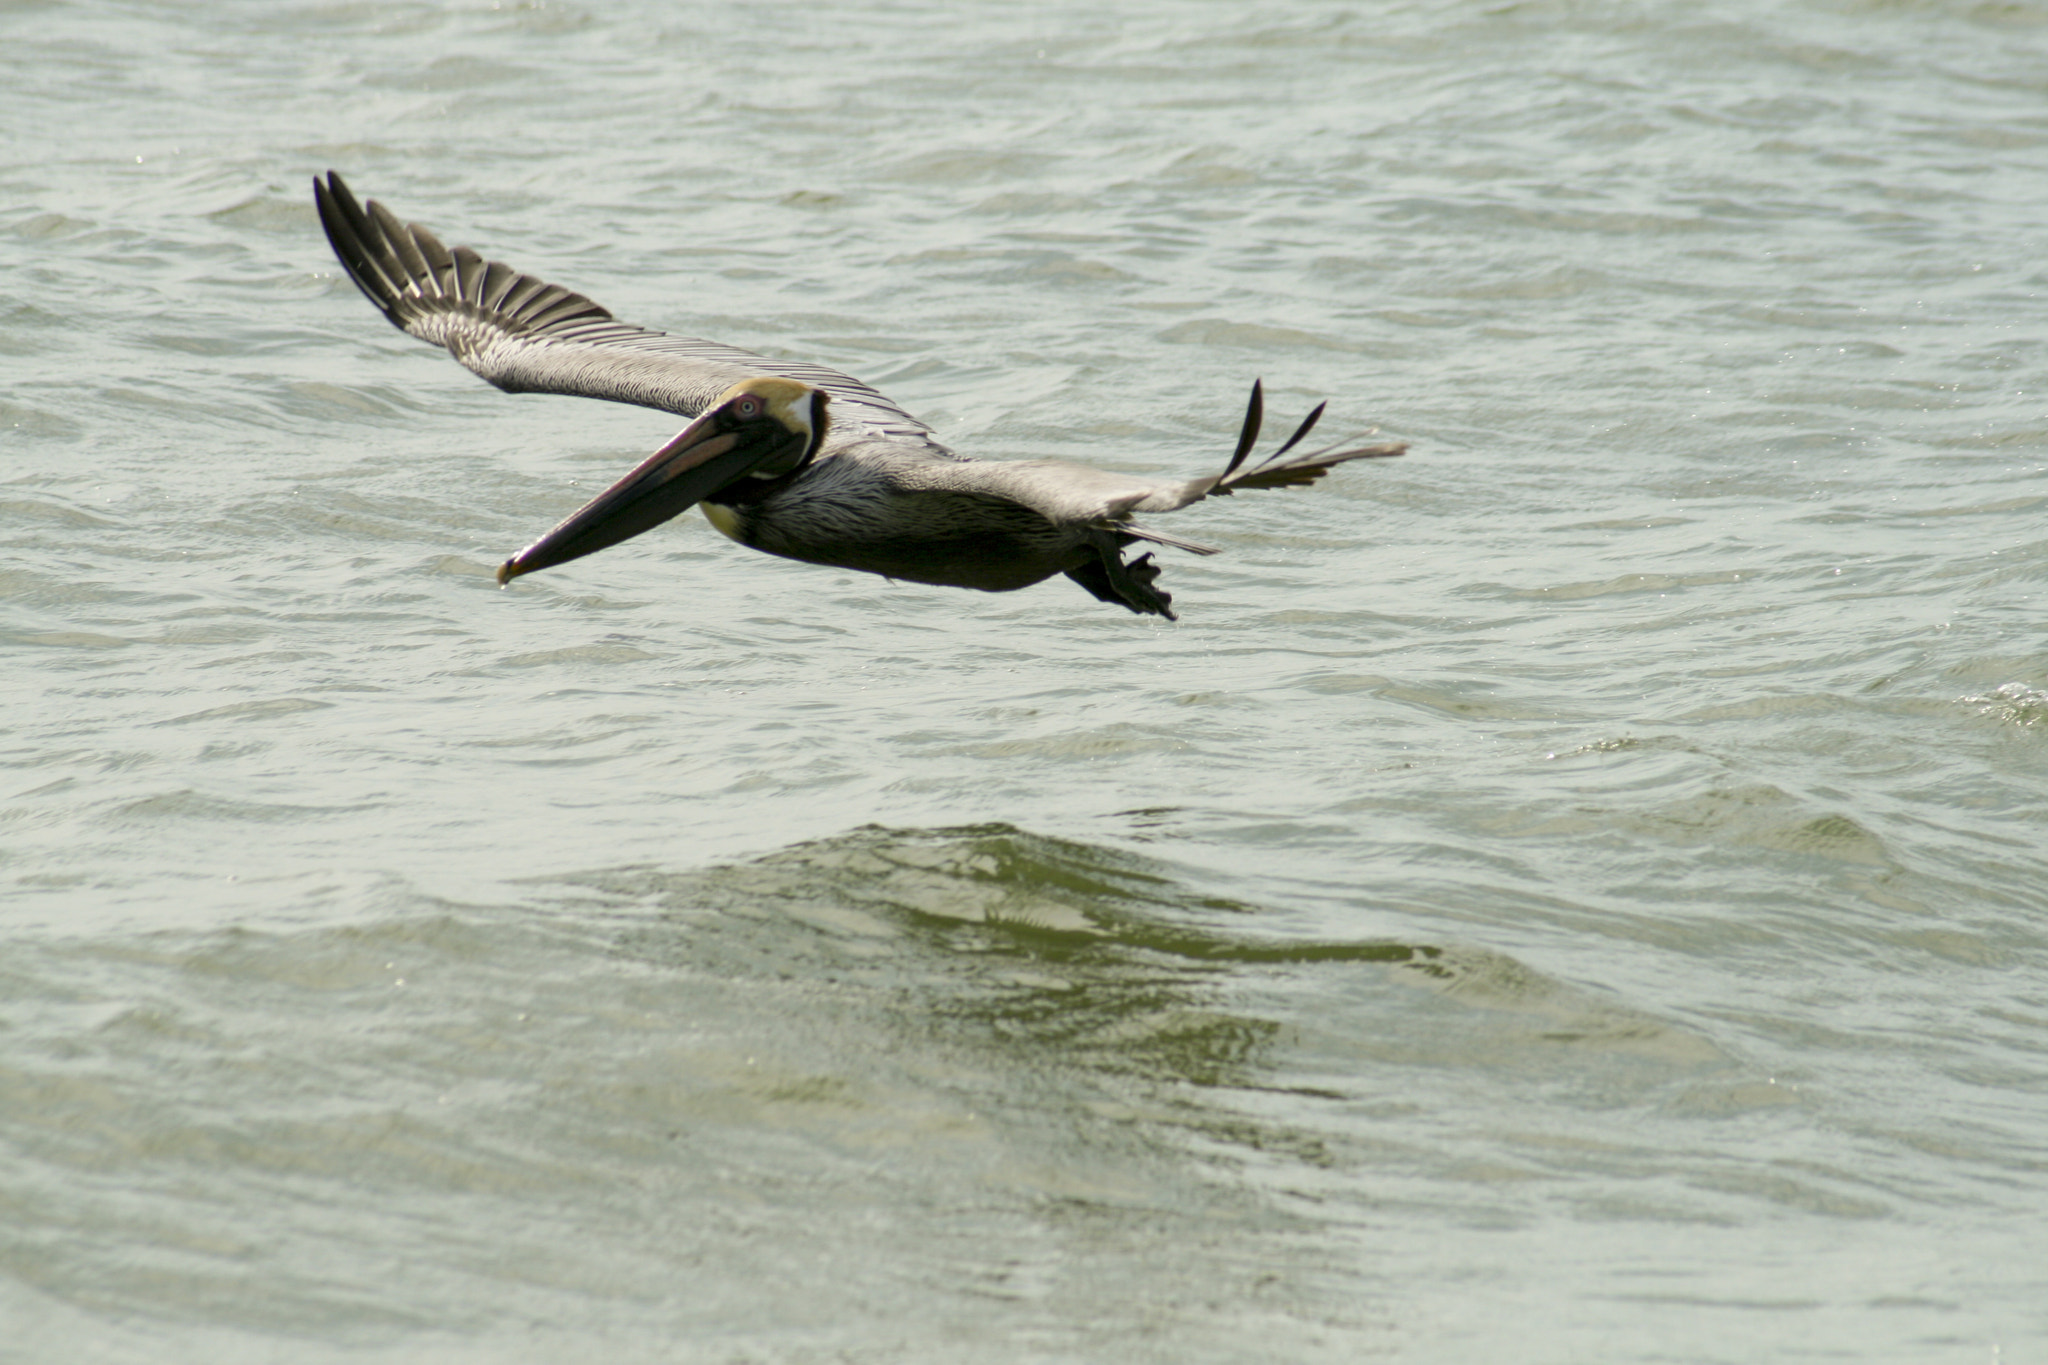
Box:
6;0;2048;1359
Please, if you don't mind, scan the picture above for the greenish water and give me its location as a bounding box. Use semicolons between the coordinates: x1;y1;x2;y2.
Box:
5;1;2047;1360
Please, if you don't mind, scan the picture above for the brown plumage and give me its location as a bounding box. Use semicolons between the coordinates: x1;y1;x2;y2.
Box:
314;171;1405;619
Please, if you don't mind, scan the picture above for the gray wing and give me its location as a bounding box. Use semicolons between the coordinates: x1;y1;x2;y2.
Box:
314;171;943;448
971;380;1407;552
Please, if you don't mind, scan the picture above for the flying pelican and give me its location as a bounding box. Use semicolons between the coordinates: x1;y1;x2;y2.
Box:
313;171;1404;619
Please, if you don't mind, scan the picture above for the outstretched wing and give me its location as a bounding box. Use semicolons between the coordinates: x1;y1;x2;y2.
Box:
313;171;941;448
980;380;1405;547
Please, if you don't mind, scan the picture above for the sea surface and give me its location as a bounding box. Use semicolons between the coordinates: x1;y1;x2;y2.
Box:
5;1;2047;1360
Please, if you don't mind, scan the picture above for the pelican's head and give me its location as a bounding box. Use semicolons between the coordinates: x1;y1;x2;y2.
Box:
496;377;830;584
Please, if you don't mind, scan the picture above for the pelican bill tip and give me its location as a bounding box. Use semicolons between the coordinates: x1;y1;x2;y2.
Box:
495;557;524;587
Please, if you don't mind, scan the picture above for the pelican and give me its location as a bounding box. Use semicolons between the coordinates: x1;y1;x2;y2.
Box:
313;171;1404;619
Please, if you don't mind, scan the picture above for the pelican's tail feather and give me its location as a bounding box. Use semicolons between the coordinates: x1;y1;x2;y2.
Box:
1120;523;1222;557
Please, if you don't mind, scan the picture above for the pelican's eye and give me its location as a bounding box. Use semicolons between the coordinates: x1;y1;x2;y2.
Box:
733;395;764;419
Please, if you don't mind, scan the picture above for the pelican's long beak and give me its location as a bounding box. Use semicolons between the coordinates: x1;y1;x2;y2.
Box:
496;386;814;585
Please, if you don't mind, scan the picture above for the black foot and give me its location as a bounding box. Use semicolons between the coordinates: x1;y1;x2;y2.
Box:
1065;539;1177;620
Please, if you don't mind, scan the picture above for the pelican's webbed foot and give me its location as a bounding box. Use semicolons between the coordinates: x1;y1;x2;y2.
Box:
1066;533;1176;620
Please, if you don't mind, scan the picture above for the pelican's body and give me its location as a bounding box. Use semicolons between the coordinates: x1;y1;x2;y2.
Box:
314;172;1403;619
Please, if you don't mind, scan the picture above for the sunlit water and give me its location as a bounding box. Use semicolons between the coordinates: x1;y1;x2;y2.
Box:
5;0;2048;1360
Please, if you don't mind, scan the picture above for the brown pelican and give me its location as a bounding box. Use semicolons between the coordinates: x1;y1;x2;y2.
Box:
313;171;1404;619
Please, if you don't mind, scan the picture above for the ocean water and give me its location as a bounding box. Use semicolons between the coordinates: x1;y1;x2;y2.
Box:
4;0;2047;1360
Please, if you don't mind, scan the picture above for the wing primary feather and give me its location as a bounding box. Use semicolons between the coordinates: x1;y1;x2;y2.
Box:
1220;379;1264;481
314;174;408;327
1120;524;1222;556
479;259;519;312
453;245;485;304
414;224;459;299
369;201;436;298
1264;401;1326;463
